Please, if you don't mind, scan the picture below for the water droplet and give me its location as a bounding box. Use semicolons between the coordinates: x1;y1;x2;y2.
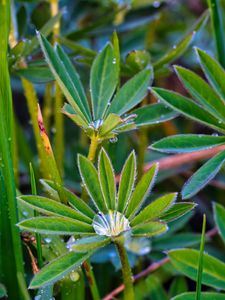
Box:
110;137;118;143
212;133;219;136
112;58;116;64
44;238;52;244
173;45;177;49
152;1;160;8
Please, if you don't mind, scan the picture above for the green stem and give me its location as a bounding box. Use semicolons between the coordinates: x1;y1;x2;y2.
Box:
115;240;135;300
207;0;225;68
82;137;100;300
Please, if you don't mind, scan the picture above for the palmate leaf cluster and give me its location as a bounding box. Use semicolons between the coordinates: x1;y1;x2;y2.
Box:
18;149;194;288
37;32;177;142
151;49;225;199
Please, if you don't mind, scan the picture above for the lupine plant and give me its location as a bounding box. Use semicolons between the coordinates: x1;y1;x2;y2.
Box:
18;148;195;299
1;0;225;299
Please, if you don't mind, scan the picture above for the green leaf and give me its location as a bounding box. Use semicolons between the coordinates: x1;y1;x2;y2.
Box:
98;149;116;210
151;134;225;153
152;233;203;251
172;292;225;300
153;10;209;70
131;193;177;226
160;203;196;222
132;221;168;237
16;66;54;83
125;163;158;219
37;33;91;123
90;43;118;119
98;113;123;137
169;277;188;298
108;69;151;116
168;248;225;290
69;236;110;252
207;0;225;68
18;217;94;235
175;65;225;120
62;103;89;128
213;202;225;245
40;179;95;219
30;251;91;289
181;150;225;199
78;155;107;213
117;151;136;213
133;103;177;127
18;195;92;224
151;87;225;133
196;48;225;101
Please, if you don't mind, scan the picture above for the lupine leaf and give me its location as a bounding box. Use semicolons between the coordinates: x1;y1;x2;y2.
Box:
40;179;95;219
18;195;92;224
151;87;225;133
151;134;225;153
16;66;54;83
153;10;209;70
37;33;91;123
172;292;225;300
78;155;107;213
132;221;168;237
70;236;110;252
61;103;89;128
175;65;225;120
125;163;158;219
30;251;91;289
117;151;136;213
196;48;225;101
98;149;116;210
181;150;225;199
56;45;91;119
131;193;177;226
98;113;123;137
108;69;151;116
160;203;196;222
133;103;177;127
168;248;225;290
213;202;225;245
18;216;94;235
90;43;118;119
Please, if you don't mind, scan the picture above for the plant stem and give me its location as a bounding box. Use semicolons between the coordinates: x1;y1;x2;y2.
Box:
81;136;100;300
88;137;99;162
115;240;135;300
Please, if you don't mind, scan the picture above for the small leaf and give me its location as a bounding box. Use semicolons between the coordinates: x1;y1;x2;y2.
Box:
196;48;225;101
90;43;118;119
151;134;225;153
18;216;94;235
172;292;225;300
132;221;168;237
175;65;225;120
151;87;225;133
160;202;196;222
62;103;88;128
16;66;54;83
98;149;116;210
108;69;151;116
78;155;107;213
40;179;95;219
117;151;136;213
18;195;92;224
169;248;225;290
131;193;177;226
70;236;110;252
181;150;225;199
30;251;91;289
153;10;209;70
98;113;123;137
125;163;158;219
213;202;225;245
133;103;177;127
